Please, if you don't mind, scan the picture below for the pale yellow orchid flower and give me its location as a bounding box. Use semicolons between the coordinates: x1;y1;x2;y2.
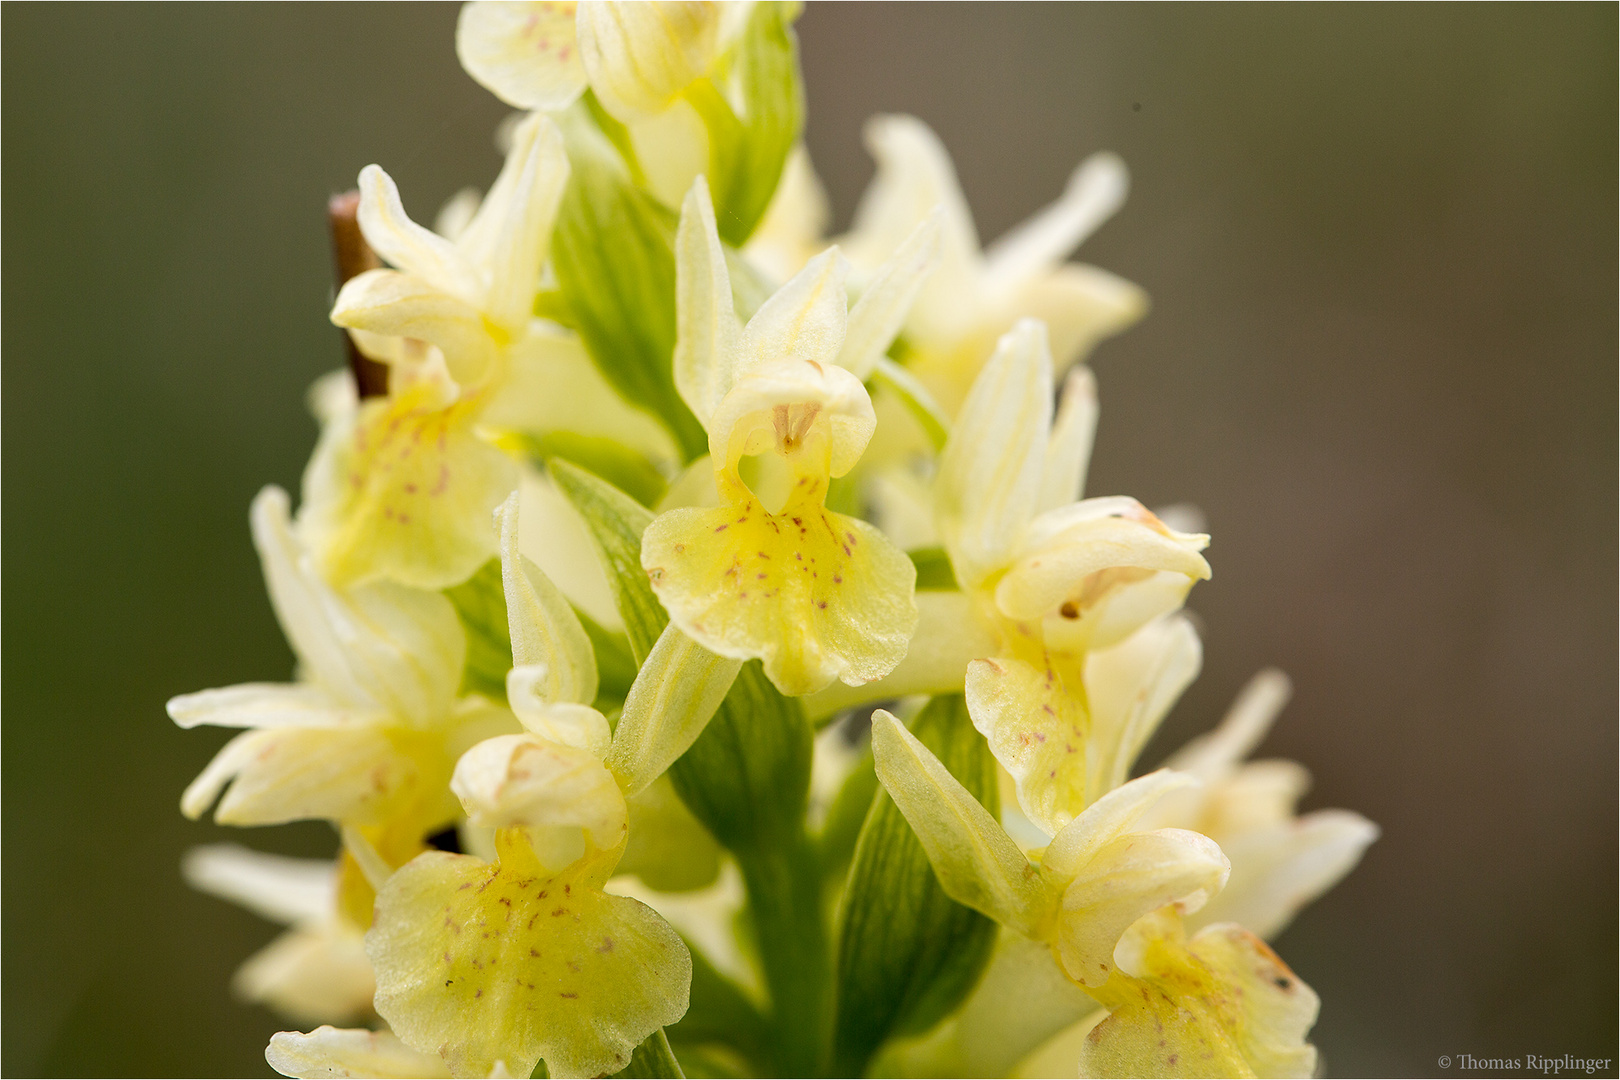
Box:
170;487;517;838
872;711;1229;991
458;1;745;205
841;114;1147;417
639;177;936;696
1077;908;1320;1079
308;112;670;591
808;319;1209;720
1141;669;1381;939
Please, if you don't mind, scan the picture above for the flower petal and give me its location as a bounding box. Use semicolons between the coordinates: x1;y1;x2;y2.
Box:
255;487;466;722
739;248;850;379
236;923;376;1026
167;683;374;731
1081;916;1319;1079
673;176;745;429
498;492;597;705
835;210;941;380
995;497;1211;623
181;843;335;925
1054;828;1229;986
456;0;587;112
870;711;1053;937
451;734;627;847
642;490;916;696
1164;668;1292;781
705;358;875;479
356;165;481;301
369;840;690;1080
505;683;612;758
936;319;1052;589
1192;810;1379;940
577;0;719;120
1011;263;1148;373
964;656;1089;837
982;151;1128;296
330;269;496;388
1038;366;1098;513
1083;614;1202;799
182;725;442;828
268;1025;451;1079
1042;770;1202;881
476;114;569;333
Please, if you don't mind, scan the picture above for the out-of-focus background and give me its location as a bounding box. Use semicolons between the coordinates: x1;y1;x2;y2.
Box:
4;4;1614;1077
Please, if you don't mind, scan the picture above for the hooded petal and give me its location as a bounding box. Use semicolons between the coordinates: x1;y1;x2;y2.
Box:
253;487;464;722
577;0;719;121
1053;828;1229;987
704;357;875;478
995;497;1211;623
368;837;690;1079
642;486;916;696
1080;916;1319;1079
268;1026;451;1079
331;269;497;387
455;0;587;112
870;711;1053;936
935;319;1052;589
298;372;519;592
451;734;627;848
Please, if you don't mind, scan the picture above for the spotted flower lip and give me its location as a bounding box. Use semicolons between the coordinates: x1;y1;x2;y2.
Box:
638;176;934;697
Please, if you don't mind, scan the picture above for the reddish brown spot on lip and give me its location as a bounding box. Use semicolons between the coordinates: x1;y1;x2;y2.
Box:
560;991;578;998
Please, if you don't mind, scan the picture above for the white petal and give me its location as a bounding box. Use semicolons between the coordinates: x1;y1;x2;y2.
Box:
1194;810;1379;939
1037;366;1098;512
1083;615;1202;798
167;683;373;731
356;165;481;300
182;843;334;925
1166;668;1293;780
674;176;744;428
835;211;941;380
844;115;981;338
609;622;742;795
498;492;598;705
268;1025;451;1079
935;319;1052;588
257;487;465;724
475;114;569;333
983;152;1128;296
235;924;376;1026
455;0;587;112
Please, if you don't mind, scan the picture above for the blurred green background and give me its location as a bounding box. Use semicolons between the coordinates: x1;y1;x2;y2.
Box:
4;4;1614;1077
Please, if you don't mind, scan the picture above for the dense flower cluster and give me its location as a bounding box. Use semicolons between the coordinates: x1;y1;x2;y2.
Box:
174;4;1377;1077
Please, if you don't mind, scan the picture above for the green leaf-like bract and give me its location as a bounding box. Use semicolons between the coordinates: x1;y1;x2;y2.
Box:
691;1;805;247
831;695;1001;1076
552;107;707;462
551;459;831;1077
611;1029;686;1079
